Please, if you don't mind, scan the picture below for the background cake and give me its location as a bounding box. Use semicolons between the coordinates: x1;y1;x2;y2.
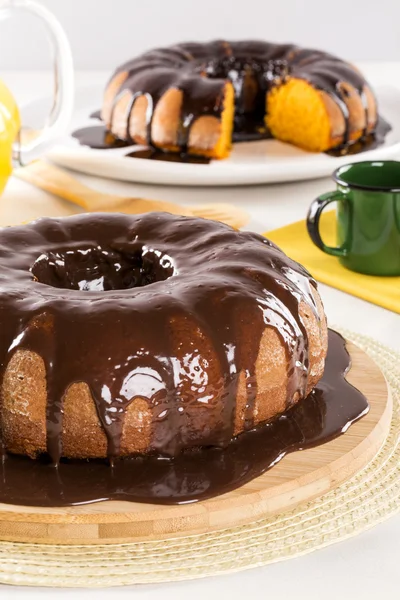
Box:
101;40;378;159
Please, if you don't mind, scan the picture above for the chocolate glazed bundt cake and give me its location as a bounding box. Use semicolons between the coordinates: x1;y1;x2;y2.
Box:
0;212;328;464
101;40;378;158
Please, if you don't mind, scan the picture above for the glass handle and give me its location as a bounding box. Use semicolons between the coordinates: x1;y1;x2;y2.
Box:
0;0;74;165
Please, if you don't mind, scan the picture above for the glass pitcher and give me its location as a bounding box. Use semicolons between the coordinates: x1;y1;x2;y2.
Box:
0;0;73;194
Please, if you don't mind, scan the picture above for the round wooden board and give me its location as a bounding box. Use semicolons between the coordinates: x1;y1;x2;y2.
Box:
0;340;392;545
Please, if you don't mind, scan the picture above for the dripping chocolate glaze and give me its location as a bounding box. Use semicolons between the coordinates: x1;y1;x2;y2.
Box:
85;40;389;156
0;330;368;506
125;148;211;164
71;126;212;162
326;116;391;156
0;212;319;466
72;125;132;150
72;120;389;159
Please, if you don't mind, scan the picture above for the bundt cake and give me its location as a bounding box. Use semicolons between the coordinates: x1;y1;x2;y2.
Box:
0;212;328;464
101;40;378;158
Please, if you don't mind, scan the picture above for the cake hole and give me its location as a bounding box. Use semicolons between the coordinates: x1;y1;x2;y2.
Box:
30;246;175;291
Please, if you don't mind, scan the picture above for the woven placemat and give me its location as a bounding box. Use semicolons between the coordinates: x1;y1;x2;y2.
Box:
0;329;398;588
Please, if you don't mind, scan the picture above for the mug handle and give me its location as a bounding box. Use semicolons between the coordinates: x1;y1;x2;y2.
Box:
306;191;348;257
0;0;74;165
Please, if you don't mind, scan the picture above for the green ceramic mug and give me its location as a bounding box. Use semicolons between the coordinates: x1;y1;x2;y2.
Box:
307;161;400;276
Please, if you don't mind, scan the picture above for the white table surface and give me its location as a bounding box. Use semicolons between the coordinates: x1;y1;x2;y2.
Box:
0;65;399;599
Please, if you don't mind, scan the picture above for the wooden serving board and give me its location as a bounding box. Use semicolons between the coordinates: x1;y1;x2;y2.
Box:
0;341;391;545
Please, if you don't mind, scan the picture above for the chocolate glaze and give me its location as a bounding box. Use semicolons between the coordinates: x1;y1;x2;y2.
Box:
125;148;210;163
71;125;210;162
0;212;320;466
0;330;368;506
326;115;392;156
102;40;385;153
71;124;210;161
71;118;389;159
72;125;132;150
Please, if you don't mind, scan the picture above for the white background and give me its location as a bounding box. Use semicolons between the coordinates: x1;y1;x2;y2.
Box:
0;0;400;71
0;0;399;595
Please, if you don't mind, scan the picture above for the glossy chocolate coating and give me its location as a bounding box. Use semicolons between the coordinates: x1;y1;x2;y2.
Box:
72;124;132;150
0;212;319;465
125;147;211;163
72;125;211;161
0;330;368;506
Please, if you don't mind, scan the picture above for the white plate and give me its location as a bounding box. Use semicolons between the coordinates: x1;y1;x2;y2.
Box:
23;83;400;186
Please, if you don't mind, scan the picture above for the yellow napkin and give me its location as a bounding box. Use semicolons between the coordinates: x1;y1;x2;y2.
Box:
265;211;400;314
